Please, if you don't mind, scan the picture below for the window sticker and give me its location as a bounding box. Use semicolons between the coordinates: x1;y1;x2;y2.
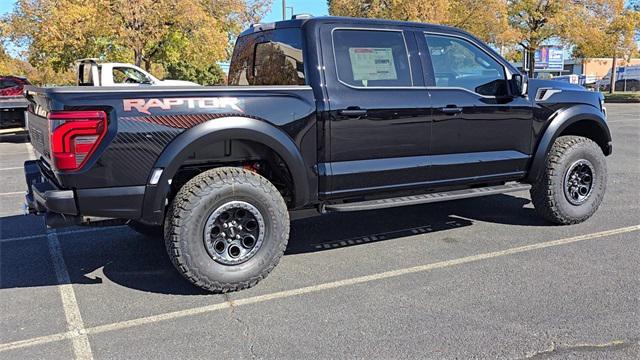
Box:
348;47;398;81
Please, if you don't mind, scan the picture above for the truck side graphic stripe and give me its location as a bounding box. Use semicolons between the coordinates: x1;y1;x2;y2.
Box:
123;97;243;115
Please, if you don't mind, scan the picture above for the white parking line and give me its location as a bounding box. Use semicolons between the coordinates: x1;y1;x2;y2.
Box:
0;226;128;244
25;142;36;160
0;191;24;196
0;224;638;354
46;231;94;360
0;166;23;171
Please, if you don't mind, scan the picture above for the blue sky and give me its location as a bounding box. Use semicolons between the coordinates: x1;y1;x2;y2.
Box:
0;1;14;16
263;0;328;22
0;0;329;20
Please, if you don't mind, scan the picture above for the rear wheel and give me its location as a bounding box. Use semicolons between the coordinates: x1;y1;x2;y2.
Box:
164;167;289;293
531;136;607;224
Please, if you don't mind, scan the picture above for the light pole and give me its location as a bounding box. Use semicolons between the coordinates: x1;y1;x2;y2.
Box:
282;0;286;20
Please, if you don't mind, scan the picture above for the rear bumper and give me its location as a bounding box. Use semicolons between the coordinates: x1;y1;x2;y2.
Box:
24;160;77;215
24;160;145;227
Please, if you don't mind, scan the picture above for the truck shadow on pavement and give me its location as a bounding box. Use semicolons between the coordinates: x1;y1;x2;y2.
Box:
0;193;546;295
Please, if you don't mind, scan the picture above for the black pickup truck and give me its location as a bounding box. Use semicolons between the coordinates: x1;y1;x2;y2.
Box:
23;16;611;292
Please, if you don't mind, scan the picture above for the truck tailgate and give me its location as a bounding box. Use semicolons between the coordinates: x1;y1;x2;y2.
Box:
27;111;51;159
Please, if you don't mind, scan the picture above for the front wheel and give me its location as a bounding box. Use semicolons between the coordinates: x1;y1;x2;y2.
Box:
164;167;289;293
531;136;607;224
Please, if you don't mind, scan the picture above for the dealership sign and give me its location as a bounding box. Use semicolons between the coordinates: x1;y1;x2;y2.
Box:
534;46;564;71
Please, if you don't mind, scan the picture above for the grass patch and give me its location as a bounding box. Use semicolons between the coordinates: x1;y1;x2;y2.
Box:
604;92;640;103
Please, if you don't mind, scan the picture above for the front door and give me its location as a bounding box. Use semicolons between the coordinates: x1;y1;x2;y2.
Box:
321;26;431;198
420;32;533;184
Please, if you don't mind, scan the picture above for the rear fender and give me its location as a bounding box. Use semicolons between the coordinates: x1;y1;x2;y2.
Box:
141;116;310;224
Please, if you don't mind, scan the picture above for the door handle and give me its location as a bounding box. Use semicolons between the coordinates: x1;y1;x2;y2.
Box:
339;108;368;117
441;106;462;115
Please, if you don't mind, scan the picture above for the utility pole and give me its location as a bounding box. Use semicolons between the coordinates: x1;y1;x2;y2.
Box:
609;51;616;94
282;0;286;20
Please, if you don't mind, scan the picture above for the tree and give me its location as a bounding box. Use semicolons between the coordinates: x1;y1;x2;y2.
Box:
3;0;119;72
106;0;228;71
569;0;639;93
1;0;269;85
204;0;272;57
165;62;227;85
507;0;573;77
328;0;517;44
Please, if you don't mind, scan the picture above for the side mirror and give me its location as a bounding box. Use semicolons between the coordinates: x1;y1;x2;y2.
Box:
511;73;528;97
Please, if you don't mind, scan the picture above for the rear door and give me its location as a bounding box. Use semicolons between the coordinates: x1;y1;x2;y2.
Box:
320;25;430;198
420;32;532;184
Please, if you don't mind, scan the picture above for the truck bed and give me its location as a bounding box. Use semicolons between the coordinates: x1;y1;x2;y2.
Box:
23;85;316;189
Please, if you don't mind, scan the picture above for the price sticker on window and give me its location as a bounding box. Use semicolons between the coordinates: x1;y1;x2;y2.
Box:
348;48;398;81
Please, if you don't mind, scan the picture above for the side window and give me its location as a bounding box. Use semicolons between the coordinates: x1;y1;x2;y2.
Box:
333;29;412;88
229;28;305;86
425;34;507;96
112;67;152;84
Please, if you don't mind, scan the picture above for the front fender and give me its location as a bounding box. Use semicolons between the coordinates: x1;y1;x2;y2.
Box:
527;104;611;182
141;116;310;224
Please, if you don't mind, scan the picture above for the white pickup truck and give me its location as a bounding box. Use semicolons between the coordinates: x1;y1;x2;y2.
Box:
76;59;199;87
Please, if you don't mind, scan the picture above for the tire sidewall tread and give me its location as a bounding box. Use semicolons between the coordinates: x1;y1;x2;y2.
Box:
164;167;289;293
531;135;607;225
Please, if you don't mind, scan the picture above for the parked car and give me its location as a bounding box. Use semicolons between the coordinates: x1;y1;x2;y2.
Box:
599;79;640;92
24;16;611;293
597;65;640;91
76;59;200;87
0;75;30;132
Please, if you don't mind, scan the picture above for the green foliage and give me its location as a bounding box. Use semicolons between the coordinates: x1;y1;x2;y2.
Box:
164;62;227;85
0;0;269;84
328;0;516;44
604;91;640;103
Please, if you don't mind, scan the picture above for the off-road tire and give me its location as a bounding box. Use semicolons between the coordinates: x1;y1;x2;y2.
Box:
164;167;289;293
128;220;162;239
531;135;607;224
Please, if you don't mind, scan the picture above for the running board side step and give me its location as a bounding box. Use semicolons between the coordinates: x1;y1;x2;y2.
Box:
323;183;531;212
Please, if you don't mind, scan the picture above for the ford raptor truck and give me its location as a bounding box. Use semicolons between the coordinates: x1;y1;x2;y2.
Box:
23;16;612;292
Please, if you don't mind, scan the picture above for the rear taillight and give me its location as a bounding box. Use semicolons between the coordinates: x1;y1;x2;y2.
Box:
47;110;108;171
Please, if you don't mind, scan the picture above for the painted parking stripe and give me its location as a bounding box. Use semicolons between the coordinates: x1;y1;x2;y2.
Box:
0;191;24;196
46;231;94;360
0;166;23;171
0;224;638;353
0;226;128;244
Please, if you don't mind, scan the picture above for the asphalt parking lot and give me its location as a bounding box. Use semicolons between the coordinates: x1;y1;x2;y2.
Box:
0;103;639;359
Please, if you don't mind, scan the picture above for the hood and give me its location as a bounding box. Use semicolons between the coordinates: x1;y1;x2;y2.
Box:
528;79;603;110
529;79;586;92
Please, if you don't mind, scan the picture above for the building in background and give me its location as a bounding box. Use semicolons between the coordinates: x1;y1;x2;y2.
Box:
565;58;640;79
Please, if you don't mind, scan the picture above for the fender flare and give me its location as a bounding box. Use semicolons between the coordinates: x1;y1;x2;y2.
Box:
141;116;310;224
526;104;611;182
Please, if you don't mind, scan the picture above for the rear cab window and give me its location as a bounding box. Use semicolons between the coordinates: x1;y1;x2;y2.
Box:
229;28;305;86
